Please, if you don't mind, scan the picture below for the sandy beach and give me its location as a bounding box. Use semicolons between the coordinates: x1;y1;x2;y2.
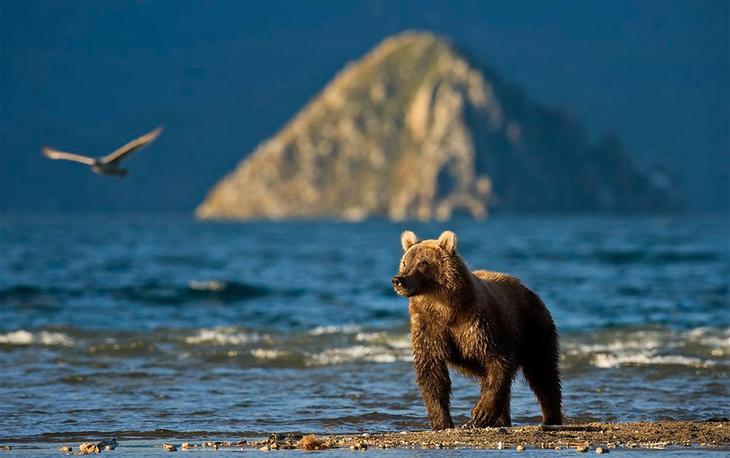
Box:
323;420;730;451
2;421;728;455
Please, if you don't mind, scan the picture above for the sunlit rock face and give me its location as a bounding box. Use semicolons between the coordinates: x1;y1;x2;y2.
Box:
197;31;681;221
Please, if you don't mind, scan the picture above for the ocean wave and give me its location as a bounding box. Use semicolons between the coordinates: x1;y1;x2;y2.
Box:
0;280;274;306
184;327;271;345
0;329;74;346
197;327;417;366
355;331;412;349
118;280;272;304
185;280;272;300
594;248;721;265
87;340;157;356
4;324;726;372
0;284;44;298
648;250;720;263
0;284;68;306
563;327;729;370
233;328;414;366
307;344;411;366
683;327;730;353
592;353;715;369
300;327;729;368
188;280;226;292
307;324;362;335
567;334;662;355
250;348;292;360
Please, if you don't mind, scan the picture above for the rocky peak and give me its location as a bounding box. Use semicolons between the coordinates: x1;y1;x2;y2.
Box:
196;31;680;220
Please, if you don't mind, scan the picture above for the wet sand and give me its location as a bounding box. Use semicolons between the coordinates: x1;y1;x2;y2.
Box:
2;421;728;454
323;421;730;451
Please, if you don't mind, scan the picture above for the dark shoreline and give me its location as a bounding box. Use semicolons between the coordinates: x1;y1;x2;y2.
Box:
2;421;728;453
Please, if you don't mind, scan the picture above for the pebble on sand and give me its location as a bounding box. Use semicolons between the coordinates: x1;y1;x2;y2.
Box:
298;434;328;451
78;443;101;454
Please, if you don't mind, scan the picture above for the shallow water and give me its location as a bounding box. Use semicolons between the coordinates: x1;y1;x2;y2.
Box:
0;215;728;442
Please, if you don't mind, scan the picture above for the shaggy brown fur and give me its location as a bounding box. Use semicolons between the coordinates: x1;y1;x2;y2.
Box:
392;230;562;430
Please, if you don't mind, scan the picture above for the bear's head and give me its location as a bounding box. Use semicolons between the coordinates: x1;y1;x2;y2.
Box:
392;230;464;297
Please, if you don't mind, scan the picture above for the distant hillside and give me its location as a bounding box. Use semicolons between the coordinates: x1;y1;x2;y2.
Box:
196;31;682;220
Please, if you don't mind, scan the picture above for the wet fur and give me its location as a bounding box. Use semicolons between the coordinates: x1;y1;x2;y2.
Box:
393;231;562;430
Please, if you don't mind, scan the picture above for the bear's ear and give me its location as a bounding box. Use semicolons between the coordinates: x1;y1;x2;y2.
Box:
437;230;457;254
401;231;419;252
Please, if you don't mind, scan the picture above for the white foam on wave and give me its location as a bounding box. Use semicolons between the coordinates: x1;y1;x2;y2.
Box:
188;280;226;292
565;327;729;369
0;330;74;346
307;344;412;366
243;329;415;365
355;331;412;349
354;331;383;342
592;353;714;369
571;339;662;355
683;327;730;354
307;324;362;336
184;327;270;345
250;348;291;360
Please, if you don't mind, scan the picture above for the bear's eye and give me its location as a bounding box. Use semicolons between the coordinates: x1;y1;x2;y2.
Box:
418;260;428;269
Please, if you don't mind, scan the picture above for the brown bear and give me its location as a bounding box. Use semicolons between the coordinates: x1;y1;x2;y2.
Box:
392;230;562;430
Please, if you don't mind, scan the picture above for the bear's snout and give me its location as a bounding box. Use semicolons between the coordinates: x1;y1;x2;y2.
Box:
392;275;417;297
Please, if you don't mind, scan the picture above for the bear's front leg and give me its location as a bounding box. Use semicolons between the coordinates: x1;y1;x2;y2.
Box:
413;351;453;430
494;396;512;427
465;363;513;428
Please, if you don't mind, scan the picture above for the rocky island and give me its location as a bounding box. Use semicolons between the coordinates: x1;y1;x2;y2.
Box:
197;31;681;221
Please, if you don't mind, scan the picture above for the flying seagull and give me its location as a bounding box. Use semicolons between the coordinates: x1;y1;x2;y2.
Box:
42;127;162;177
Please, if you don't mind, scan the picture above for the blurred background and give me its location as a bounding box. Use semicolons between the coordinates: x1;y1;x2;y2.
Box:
1;1;728;215
0;1;728;448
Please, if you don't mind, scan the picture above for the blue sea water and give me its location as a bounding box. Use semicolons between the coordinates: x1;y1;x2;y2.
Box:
0;214;728;448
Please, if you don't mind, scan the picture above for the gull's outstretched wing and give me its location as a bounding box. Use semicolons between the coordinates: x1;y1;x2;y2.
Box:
101;127;162;164
42;148;96;165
